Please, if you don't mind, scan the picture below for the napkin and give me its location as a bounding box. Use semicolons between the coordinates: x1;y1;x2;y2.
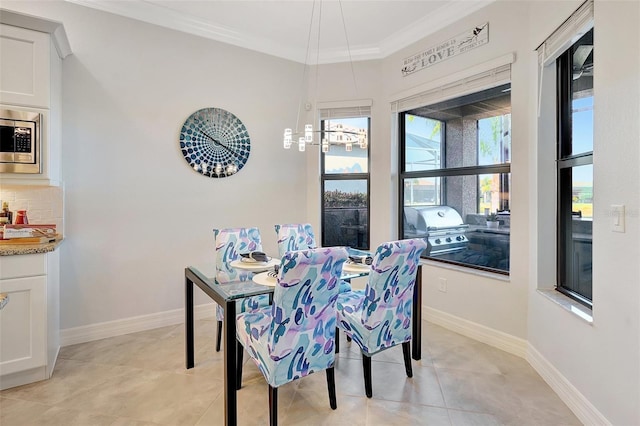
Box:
349;255;373;265
240;251;269;263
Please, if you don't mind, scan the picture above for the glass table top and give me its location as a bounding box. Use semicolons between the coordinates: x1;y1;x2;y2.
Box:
188;255;370;302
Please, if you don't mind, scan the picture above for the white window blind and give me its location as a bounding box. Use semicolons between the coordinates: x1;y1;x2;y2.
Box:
535;0;593;115
536;0;593;67
318;99;372;119
390;54;513;113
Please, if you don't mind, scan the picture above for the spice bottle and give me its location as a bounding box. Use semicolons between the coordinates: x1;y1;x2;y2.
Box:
0;202;12;225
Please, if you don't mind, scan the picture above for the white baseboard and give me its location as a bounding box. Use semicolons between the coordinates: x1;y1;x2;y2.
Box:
423;306;528;358
60;303;216;347
527;345;610;426
423;306;610;425
0;366;46;391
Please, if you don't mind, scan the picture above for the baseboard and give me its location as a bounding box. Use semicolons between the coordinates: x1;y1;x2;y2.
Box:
423;306;610;425
60;302;216;346
0;366;46;391
423;306;528;358
527;345;610;426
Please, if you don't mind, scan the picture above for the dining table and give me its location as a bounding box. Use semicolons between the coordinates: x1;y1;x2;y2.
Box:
184;256;423;426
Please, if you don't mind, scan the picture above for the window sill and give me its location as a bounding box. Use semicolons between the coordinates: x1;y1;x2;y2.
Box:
537;289;593;324
420;259;510;282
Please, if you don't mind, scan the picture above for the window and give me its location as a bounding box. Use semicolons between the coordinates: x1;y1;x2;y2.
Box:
321;115;370;250
556;28;594;306
399;84;511;274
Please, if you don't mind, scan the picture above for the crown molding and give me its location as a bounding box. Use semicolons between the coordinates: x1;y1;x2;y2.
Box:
65;0;495;64
378;0;495;58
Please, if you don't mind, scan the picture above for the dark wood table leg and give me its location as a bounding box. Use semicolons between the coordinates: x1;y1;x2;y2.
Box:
412;265;422;360
224;299;238;426
185;273;194;369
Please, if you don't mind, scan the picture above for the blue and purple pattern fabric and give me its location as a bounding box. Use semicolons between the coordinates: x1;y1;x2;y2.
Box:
213;227;269;321
236;247;348;388
274;223;316;258
336;239;427;355
274;223;351;293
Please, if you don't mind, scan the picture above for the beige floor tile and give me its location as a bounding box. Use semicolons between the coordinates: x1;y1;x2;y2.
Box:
282;392;367;426
196;378;297;426
448;408;501;426
0;320;580;426
1;359;141;405
0;396;51;426
55;368;221;424
366;399;451;425
367;361;446;407
109;418;164;426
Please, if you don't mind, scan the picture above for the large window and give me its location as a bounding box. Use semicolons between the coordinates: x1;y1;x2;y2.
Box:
399;84;511;274
321;115;370;250
556;28;594;306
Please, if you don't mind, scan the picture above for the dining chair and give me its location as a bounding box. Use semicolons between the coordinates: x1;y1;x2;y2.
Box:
236;246;348;425
213;227;271;352
274;223;351;293
274;223;316;258
336;238;427;398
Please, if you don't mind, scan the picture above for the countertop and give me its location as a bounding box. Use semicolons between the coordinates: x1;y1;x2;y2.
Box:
0;237;64;256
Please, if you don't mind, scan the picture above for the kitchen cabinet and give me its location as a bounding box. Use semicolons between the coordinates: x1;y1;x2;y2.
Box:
0;249;60;390
0;11;71;186
0;24;51;109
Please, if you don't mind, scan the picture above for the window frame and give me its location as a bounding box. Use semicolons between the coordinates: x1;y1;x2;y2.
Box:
320;115;371;251
555;30;594;307
397;85;512;275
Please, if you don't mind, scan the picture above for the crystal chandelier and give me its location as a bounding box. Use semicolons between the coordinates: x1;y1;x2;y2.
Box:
283;0;367;153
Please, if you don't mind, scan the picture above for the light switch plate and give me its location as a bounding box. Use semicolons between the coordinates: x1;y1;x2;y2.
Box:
612;204;625;233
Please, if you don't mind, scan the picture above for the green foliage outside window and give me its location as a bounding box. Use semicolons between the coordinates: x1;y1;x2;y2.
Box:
324;190;367;207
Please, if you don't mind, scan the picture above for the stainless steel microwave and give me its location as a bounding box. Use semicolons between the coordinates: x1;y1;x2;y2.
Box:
0;108;41;173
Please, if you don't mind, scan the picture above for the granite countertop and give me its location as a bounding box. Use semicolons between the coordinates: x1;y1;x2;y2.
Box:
0;237;64;256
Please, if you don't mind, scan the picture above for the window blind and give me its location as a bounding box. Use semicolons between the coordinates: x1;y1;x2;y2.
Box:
318;99;372;119
535;0;593;116
536;0;593;67
390;54;513;113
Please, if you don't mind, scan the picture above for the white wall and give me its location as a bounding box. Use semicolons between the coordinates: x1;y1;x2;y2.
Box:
528;2;640;425
2;1;307;329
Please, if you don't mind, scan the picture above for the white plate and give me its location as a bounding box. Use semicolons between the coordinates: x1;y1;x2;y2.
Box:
252;271;277;287
343;261;371;273
230;258;280;271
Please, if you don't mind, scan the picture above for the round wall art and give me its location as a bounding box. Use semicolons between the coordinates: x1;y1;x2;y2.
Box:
179;107;250;178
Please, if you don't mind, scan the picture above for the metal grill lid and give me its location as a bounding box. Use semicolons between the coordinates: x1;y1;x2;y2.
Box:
405;206;464;232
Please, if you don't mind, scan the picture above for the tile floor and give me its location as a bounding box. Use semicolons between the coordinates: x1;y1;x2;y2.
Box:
0;319;581;425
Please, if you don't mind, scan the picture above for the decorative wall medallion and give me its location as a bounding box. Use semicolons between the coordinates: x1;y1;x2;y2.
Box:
179;107;250;178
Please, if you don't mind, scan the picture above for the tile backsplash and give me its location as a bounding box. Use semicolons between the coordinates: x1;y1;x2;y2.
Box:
1;186;64;234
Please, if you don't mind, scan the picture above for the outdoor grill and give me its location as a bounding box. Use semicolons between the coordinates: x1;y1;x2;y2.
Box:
404;206;469;256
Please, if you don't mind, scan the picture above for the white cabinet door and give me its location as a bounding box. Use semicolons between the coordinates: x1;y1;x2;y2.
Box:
0;24;50;108
0;275;46;376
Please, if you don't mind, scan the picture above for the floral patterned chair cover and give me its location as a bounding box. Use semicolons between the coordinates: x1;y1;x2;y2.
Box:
213;227;270;351
274;223;316;258
236;246;348;422
336;238;427;397
274;223;351;293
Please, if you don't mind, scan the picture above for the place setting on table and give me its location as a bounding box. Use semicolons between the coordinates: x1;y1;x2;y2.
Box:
230;251;280;286
342;252;373;273
231;248;373;287
230;251;279;271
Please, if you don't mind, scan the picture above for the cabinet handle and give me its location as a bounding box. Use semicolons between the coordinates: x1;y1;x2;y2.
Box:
0;293;8;310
